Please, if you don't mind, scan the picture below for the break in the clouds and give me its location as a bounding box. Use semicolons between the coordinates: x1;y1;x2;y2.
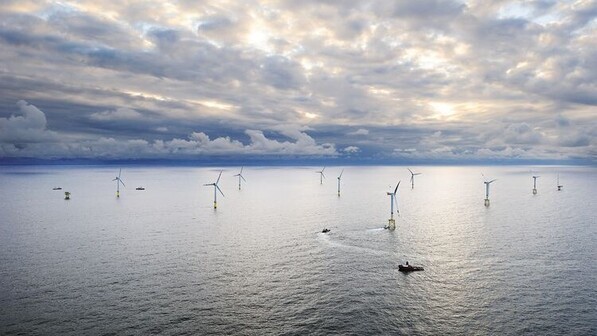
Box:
0;1;595;163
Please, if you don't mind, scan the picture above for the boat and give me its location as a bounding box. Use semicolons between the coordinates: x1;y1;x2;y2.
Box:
398;263;424;272
136;187;145;190
322;228;330;233
52;187;62;190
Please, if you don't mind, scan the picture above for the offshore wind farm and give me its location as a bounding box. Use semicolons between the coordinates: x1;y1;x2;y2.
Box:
1;0;596;335
1;164;596;335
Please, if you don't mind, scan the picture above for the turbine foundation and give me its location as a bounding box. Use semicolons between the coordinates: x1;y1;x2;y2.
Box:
64;192;70;200
532;188;537;195
484;198;490;206
387;218;396;230
213;201;217;209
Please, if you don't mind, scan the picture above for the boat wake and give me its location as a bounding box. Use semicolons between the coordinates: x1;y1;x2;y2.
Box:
318;232;386;256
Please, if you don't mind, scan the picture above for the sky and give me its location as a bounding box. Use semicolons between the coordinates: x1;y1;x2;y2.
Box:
0;0;596;164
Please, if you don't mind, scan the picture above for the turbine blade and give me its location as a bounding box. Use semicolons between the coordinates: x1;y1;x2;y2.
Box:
394;181;400;194
408;168;413;174
112;178;118;181
339;169;344;178
322;173;325;179
489;179;497;183
118;168;122;179
216;185;224;197
322;167;326;172
216;170;223;184
119;179;125;187
240;166;243;174
241;175;247;182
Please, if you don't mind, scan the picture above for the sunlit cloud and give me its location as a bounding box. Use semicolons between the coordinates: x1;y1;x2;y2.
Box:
0;0;595;163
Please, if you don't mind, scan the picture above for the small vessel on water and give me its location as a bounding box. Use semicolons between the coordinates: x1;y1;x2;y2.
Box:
136;187;145;190
53;187;62;190
398;261;424;272
322;228;330;233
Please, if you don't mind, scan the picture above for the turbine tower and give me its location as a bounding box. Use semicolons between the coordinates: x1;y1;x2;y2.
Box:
408;168;421;189
234;167;246;190
532;175;540;194
204;170;224;209
113;168;125;198
386;181;400;230
316;167;326;184
337;169;344;196
483;178;496;206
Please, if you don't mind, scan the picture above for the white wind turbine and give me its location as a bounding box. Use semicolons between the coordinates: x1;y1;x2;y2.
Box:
532;175;540;195
204;170;224;209
386;181;400;230
234;167;247;190
316;167;326;184
483;174;497;206
113;168;125;198
337;169;344;196
408;168;422;189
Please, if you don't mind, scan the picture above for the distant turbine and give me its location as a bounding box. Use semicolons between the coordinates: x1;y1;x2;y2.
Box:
337;169;344;196
204;170;224;209
483;176;497;206
386;181;400;230
234;167;247;190
557;173;563;191
532;175;540;195
408;168;422;189
316;167;326;184
112;168;125;198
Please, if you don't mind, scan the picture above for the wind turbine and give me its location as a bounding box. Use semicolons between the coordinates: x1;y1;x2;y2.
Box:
557;173;563;191
385;181;400;230
234;167;246;190
316;167;326;184
113;168;125;198
532;175;540;194
337;169;344;196
483;176;497;206
408;168;421;189
204;170;224;209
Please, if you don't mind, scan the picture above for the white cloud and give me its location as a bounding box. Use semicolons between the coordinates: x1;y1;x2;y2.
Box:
349;128;369;135
0;100;58;143
343;146;360;153
90;107;144;121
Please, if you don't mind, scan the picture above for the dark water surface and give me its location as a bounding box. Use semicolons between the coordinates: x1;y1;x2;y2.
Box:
1;165;595;335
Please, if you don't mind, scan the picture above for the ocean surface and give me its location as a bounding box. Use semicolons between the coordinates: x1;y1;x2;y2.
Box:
0;165;595;335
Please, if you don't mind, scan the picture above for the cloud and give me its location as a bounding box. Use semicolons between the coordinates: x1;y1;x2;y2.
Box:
343;146;360;153
0;100;57;143
0;100;338;158
349;128;369;135
90;107;144;121
0;1;595;163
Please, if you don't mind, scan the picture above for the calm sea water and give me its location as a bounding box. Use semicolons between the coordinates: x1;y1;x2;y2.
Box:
0;165;595;335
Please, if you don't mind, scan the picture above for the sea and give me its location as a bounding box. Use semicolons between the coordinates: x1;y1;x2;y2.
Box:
0;165;595;335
